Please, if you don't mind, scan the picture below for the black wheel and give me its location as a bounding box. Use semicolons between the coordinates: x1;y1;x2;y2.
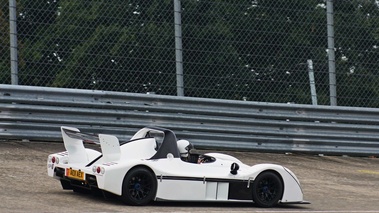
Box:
252;171;283;208
121;167;157;206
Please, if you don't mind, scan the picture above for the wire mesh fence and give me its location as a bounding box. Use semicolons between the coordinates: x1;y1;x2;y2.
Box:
1;0;379;107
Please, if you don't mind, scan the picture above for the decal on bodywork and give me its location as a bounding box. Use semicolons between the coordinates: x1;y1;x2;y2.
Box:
85;155;102;167
57;151;68;156
102;162;118;166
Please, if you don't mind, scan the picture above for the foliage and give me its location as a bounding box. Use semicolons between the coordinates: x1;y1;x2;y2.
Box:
1;0;379;106
0;0;10;84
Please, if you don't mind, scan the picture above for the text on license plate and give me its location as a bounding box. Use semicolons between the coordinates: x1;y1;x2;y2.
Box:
66;168;85;180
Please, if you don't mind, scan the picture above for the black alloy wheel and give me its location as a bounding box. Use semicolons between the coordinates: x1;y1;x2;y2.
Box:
252;171;284;208
121;167;157;206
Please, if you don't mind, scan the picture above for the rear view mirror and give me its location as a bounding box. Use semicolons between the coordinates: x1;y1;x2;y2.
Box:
230;162;239;175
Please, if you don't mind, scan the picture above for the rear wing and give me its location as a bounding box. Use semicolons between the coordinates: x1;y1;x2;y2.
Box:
61;126;121;163
62;126;180;162
61;127;100;144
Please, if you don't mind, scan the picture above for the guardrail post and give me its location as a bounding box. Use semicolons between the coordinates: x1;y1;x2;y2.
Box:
174;0;184;96
9;0;18;85
307;59;317;105
327;0;337;106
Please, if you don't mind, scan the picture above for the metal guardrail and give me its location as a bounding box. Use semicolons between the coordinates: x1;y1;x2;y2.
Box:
1;84;379;156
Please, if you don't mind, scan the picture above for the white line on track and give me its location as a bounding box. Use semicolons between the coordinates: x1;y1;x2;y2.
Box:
251;211;379;213
153;211;379;213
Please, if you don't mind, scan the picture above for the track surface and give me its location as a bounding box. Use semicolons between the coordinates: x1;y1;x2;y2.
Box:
1;141;379;212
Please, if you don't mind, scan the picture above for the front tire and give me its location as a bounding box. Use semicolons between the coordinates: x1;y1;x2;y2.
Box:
120;167;157;206
252;171;283;208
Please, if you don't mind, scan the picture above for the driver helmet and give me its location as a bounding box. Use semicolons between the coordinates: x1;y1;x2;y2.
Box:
177;139;193;157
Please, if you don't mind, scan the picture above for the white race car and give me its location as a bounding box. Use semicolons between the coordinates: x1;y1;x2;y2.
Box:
47;126;309;208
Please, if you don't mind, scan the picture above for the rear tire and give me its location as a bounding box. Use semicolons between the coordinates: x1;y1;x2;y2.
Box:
252;171;283;208
120;167;157;206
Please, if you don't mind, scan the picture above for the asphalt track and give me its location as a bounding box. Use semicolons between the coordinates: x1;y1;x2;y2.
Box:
1;141;379;212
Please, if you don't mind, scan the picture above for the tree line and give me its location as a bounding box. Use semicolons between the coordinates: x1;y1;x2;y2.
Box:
1;0;379;107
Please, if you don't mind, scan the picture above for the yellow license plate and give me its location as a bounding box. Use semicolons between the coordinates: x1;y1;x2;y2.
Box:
66;168;85;180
